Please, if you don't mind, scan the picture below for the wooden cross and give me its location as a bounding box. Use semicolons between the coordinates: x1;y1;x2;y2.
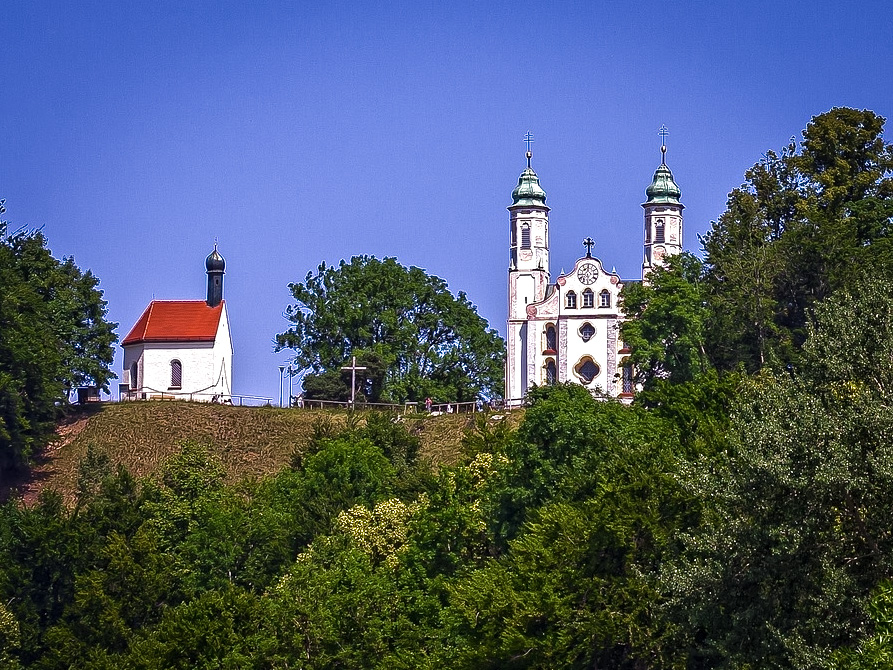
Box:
583;237;595;257
340;355;367;409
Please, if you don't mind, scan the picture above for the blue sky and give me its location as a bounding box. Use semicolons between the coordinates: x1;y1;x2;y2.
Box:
3;1;892;402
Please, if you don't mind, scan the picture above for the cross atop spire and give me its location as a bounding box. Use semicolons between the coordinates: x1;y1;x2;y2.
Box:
583;236;595;258
524;131;534;168
658;124;669;164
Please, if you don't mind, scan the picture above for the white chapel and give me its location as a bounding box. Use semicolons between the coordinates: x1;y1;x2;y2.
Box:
505;141;683;405
121;246;233;401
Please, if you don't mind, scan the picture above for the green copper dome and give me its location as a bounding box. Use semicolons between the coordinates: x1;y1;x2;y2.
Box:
644;159;682;206
510;166;548;207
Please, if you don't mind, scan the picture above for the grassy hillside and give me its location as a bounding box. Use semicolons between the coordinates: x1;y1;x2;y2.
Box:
13;401;523;504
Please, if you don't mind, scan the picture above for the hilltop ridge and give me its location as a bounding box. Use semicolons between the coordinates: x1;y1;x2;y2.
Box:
7;401;520;504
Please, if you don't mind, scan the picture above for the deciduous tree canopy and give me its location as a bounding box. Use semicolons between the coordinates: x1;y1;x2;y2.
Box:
622;108;893;389
276;255;504;403
0;202;116;473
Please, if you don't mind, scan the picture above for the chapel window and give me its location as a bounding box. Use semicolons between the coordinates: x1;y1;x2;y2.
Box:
545;359;557;385
545;325;557;352
170;360;182;389
130;362;138;390
655;219;665;243
521;223;531;249
582;289;594;308
566;291;577;309
579;322;595;342
599;290;611;308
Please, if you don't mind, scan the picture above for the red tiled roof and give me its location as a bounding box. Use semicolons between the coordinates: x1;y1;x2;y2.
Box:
122;300;224;346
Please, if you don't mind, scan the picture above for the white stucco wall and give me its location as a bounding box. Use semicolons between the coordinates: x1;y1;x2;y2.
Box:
121;304;232;401
508;256;626;404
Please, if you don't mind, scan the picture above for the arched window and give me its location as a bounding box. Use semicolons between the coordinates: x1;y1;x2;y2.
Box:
622;362;634;394
545;325;557;352
579;322;595;342
599;290;611;308
582;289;594;308
545;359;557;385
574;357;600;384
645;221;651;243
129;362;138;390
655;219;665;243
566;291;577;309
521;223;531;249
170;360;182;389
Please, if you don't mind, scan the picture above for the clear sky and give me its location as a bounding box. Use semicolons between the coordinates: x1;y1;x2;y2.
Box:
3;1;892;402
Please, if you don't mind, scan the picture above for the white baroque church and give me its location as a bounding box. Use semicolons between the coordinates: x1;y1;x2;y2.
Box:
505;143;683;405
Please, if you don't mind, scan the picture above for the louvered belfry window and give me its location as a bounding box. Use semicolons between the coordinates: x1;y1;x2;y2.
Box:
170;360;182;389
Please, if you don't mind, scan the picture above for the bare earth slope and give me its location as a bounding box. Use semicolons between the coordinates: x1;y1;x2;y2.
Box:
7;402;522;504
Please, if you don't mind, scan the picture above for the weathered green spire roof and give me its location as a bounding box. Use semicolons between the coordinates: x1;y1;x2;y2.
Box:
510;150;548;207
643;146;682;207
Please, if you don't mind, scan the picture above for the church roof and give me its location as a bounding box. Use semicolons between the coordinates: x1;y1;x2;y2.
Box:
206;245;225;272
122;300;225;346
643;148;683;207
510;166;548;208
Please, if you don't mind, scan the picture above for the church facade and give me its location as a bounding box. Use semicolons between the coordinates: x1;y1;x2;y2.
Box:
505;144;683;404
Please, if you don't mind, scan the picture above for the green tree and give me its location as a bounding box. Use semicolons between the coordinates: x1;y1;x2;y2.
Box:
830;581;893;669
276;256;505;403
0;600;21;670
443;384;694;668
0;203;117;472
667;280;893;668
620;252;712;390
702;108;893;373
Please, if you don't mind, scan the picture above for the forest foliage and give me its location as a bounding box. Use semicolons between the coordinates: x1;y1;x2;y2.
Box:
3;108;893;668
0;201;117;475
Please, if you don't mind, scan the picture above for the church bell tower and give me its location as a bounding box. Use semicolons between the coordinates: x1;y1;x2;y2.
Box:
642;128;683;280
206;244;225;307
506;135;550;400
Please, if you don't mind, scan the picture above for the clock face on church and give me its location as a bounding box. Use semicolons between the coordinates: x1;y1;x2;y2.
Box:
577;263;598;285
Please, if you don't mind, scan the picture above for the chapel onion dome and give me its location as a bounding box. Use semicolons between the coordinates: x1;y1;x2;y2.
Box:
643;148;683;207
510;165;548;207
205;245;226;272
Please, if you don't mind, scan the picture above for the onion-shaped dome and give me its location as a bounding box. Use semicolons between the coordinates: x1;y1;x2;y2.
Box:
644;151;682;206
205;245;225;272
511;166;548;207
